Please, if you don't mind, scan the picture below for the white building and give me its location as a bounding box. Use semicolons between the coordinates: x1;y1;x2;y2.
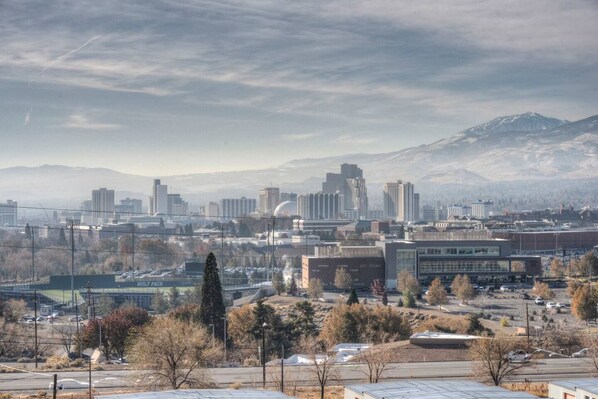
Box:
0;200;17;226
259;187;280;215
92;188;114;225
150;179;168;215
471;200;494;219
549;378;598;399
447;204;470;218
221;197;257;219
297;193;341;220
383;180;415;221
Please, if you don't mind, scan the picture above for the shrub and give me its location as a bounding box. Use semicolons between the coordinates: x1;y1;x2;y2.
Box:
542;314;548;323
529;316;535;321
397;298;404;307
230;381;242;390
532;310;537;316
69;358;85;368
500;317;510;327
243;357;260;367
509;314;514;320
43;356;70;370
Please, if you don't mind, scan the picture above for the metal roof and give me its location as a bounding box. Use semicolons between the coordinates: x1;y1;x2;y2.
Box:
550;378;598;395
346;380;538;399
97;389;296;399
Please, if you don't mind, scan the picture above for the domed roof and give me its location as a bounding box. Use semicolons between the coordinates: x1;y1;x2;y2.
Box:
274;201;297;217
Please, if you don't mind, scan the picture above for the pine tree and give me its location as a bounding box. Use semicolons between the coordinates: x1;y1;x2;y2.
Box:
152;289;169;314
168;286;181;309
382;290;388;306
58;228;67;246
272;271;286;295
289;275;298;296
199;252;226;339
347;288;359;305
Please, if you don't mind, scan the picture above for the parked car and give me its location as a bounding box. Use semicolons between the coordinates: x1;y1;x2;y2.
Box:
507;350;531;363
49;379;91;390
572;348;589;358
556;302;570;309
500;285;516;292
535;297;545;305
545;301;557;309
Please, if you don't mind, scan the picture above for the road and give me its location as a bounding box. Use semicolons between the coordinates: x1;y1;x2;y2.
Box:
0;358;592;393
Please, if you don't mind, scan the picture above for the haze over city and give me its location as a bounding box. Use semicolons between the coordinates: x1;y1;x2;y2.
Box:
2;0;598;176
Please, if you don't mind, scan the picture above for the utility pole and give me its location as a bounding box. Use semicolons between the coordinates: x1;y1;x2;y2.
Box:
222;316;227;363
86;283;92;399
266;223;272;281
31;226;35;281
262;322;267;388
280;344;284;393
34;290;38;369
68;219;79;308
271;217;276;281
221;223;225;282
131;224;135;272
525;303;530;349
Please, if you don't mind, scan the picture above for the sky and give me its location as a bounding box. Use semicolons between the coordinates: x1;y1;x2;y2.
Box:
1;0;597;176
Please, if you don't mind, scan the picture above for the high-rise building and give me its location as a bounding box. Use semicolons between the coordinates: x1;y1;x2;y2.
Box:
150;179;168;215
80;200;93;225
422;205;439;222
91;188;114;225
167;194;188;216
297;193;342;220
207;202;220;220
321;164;368;219
447;204;470;218
383;180;415;221
259;187;280;215
280;192;298;202
121;198;143;214
221;197;257;219
471;200;493;219
414;193;420;221
0;200;17;226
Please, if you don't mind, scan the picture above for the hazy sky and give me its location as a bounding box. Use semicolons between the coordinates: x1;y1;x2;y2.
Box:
1;1;597;176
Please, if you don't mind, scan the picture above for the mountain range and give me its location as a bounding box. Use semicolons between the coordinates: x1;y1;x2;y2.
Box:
1;112;596;206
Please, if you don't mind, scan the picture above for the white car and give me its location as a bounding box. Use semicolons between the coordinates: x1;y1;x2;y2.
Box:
572;348;589;358
556;302;570;309
49;379;91;390
507;350;531;363
535;297;545;305
545;301;557;309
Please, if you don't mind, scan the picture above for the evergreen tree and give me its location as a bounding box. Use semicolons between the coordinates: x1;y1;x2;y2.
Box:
58;228;67;246
403;291;416;308
288;301;318;339
184;282;202;305
272;271;286;295
289;275;298;296
168;286;181;309
152;289;169;314
251;299;290;358
382;290;388;306
347;288;359;305
199;252;226;338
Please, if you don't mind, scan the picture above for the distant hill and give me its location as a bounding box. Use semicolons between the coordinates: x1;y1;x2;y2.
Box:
0;112;596;205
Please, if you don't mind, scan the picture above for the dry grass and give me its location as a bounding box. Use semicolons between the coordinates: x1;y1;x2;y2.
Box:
503;381;548;398
292;386;344;399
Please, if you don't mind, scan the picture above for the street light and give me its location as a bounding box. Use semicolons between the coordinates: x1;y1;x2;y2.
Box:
262;322;267;388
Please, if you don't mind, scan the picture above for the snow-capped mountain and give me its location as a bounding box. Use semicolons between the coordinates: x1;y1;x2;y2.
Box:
459;112;568;137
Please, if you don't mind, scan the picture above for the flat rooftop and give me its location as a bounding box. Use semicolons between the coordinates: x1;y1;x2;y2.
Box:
346;380;538;399
97;389;296;399
550;378;598;395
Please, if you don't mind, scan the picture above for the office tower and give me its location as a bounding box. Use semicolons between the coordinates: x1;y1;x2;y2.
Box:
297;193;341;220
120;198;143;214
422;205;439;222
259;187;280;215
80;200;93;225
0;200;17;226
167;194;189;216
414;193;420;221
150;179;168;215
471;200;493;219
321;164;368;219
383;180;415;221
221;197;257;219
447;204;470;218
207;202;220;220
280;192;298;202
91;188;115;225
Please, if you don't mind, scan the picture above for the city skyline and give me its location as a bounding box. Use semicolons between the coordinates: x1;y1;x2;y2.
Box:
2;1;597;176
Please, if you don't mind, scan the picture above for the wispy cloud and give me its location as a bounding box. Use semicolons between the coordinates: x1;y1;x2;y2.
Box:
41;35;102;72
23;108;32;126
281;133;321;142
62;113;121;130
333;134;377;146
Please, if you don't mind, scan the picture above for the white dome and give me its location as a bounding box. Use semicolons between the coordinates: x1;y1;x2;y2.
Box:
274;201;297;217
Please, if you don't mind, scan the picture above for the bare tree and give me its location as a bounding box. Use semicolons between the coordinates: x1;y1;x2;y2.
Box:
54;324;77;355
583;334;598;374
298;337;339;399
360;348;394;383
334;267;352;292
427;277;448;311
130;317;222;389
308;278;323;300
470;335;533;386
